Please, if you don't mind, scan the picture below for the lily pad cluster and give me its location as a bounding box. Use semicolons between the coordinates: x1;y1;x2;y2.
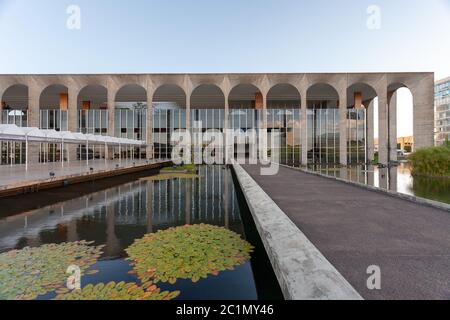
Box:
0;241;104;300
126;224;254;284
54;281;180;301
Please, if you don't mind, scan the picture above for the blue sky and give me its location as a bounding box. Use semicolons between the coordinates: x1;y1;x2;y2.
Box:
0;0;449;136
0;0;449;78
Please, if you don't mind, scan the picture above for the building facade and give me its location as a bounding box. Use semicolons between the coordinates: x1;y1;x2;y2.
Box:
0;73;434;166
435;77;450;146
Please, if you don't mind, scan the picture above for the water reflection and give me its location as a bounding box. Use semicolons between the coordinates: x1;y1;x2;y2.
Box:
302;163;450;205
0;166;281;300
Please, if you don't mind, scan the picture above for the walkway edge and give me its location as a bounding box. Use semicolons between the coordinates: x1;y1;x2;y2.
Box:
280;165;450;213
233;163;363;300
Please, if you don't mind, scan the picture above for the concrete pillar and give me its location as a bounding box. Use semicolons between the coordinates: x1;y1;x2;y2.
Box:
28;86;40;164
389;166;397;192
262;93;267;128
366;99;375;163
68;87;78;162
301;92;308;165
0;98;3;124
379;167;388;189
146;93;153;159
339;89;348;165
186;95;191;131
378;87;389;165
107;87;116;160
412;75;435;150
388;91;398;162
224;97;230;164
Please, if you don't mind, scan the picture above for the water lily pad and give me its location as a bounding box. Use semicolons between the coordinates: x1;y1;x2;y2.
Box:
54;281;180;301
0;241;104;300
126;224;254;284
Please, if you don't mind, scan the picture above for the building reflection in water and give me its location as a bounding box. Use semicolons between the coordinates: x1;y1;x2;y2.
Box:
0;166;242;256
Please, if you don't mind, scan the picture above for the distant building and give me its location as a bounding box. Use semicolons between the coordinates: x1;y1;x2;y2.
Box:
435;77;450;145
374;136;414;153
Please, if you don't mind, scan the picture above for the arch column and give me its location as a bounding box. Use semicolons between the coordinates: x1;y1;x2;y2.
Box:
107;87;117;137
28;85;41;164
339;88;348;165
0;91;3;123
146;92;154;159
28;85;40;128
186;95;191;131
366;99;375;163
388;91;398;162
301;91;308;165
67;87;79;162
378;86;389;165
412;75;435;151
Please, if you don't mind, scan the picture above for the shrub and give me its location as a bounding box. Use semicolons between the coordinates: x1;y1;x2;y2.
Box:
408;145;450;177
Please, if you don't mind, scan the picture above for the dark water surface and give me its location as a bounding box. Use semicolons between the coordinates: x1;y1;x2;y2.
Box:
0;165;283;300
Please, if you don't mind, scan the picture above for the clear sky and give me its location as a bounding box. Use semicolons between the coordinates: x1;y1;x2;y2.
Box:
1;0;449;137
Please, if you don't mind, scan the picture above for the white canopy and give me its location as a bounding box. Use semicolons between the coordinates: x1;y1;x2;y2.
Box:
0;124;146;147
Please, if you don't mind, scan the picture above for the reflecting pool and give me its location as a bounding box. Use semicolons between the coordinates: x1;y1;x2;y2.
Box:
0;166;282;300
301;162;450;205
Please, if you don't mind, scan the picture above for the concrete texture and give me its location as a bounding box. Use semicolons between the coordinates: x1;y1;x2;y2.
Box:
242;164;450;300
233;163;363;300
0;72;435;166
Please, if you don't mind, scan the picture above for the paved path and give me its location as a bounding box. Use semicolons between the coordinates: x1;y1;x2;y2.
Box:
242;165;450;300
0;159;168;189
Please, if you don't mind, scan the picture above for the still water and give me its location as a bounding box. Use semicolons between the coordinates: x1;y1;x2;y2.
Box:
303;162;450;205
0;165;282;300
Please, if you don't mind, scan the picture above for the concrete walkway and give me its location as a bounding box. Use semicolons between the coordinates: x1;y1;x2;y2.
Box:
0;159;167;189
242;165;450;300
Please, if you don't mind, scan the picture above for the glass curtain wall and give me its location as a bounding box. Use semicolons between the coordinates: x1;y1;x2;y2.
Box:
266;107;301;166
347;108;367;164
40;110;68;131
153;109;186;160
115;108;147;140
39;110;67;163
1;110;27;165
307;102;340;164
78;110;108;135
229;109;257;161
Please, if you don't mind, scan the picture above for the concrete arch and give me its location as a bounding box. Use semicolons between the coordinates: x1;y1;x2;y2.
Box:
153;84;187;109
306;83;339;106
347;82;378;108
39;84;69;110
115;84;147;103
77;85;108;110
1;84;29;110
267;83;301;109
190;84;225;109
228;83;263;109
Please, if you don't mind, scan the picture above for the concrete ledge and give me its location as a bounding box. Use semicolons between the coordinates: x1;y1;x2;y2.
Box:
281;165;450;213
233;163;363;300
0;161;171;198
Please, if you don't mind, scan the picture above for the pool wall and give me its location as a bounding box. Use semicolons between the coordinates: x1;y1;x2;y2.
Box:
232;163;363;300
